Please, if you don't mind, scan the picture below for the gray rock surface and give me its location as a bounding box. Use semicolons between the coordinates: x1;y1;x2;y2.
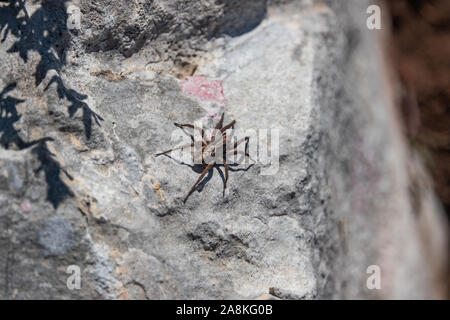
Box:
0;0;447;299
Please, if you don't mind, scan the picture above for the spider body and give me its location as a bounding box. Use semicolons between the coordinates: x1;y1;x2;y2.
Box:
155;113;252;203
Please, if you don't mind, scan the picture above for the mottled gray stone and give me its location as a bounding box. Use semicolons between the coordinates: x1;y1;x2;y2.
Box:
0;0;447;300
38;217;75;257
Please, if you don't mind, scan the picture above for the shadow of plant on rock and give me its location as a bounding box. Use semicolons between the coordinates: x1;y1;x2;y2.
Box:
0;0;103;139
33;139;74;209
45;75;103;140
0;82;26;149
0;82;74;209
0;0;102;208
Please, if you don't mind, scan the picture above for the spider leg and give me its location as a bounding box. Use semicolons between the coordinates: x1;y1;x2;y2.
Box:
215;113;224;130
227;150;255;163
209;119;234;144
174;123;206;145
174;123;205;142
220;120;236;133
209;132;228;162
219;131;227;150
225;135;250;159
233;136;250;150
184;160;216;203
223;159;229;196
209;122;228;144
155;142;193;157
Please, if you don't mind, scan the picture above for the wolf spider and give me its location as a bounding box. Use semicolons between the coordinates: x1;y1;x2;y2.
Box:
155;113;252;203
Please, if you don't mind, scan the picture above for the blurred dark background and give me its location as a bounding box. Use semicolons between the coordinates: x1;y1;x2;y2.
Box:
385;0;450;297
386;0;450;218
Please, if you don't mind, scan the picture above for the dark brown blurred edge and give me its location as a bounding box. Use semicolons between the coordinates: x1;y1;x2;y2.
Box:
382;0;450;297
384;0;450;216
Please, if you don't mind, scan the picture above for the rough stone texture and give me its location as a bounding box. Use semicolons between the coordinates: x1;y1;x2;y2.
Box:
0;0;447;299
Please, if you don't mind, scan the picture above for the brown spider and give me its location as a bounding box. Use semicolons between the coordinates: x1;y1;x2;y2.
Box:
155;113;252;203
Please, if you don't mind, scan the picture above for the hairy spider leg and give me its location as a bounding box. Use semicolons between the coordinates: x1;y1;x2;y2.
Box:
209;113;225;144
213;133;233;196
155;142;194;157
215;113;225;130
220;120;236;133
201;126;227;157
208;119;236;145
221;132;229;196
174;123;206;145
233;136;250;150
227;150;254;163
223;136;250;160
223;159;229;197
184;160;216;203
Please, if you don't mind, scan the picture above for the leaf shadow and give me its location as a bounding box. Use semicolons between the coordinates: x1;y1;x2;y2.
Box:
32;139;74;209
0;0;103;139
0;0;104;208
0;82;74;209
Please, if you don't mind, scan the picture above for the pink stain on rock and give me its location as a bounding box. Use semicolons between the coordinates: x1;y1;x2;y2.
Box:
20;199;32;213
180;76;227;106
